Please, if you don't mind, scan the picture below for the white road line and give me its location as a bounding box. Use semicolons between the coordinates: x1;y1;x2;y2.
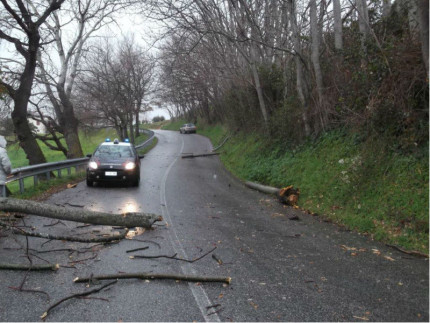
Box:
159;134;221;323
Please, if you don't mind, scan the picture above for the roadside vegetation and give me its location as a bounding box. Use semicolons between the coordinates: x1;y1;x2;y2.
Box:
164;119;428;254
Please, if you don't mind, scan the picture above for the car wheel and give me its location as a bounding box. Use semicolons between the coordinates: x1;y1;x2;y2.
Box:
131;175;140;187
86;178;93;187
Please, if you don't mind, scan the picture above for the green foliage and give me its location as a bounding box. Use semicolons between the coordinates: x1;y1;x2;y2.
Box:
161;119;188;131
152;115;165;123
203;127;429;253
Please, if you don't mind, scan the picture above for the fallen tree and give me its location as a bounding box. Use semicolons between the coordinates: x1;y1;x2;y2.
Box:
0;197;162;228
244;182;300;206
182;152;220;159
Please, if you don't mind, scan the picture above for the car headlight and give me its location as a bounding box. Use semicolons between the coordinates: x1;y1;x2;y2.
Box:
124;162;136;170
88;161;98;170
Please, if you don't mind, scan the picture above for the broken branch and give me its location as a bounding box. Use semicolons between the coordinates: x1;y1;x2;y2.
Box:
0;263;59;271
130;246;217;263
41;280;117;319
74;272;231;284
0;197;162;228
126;246;149;253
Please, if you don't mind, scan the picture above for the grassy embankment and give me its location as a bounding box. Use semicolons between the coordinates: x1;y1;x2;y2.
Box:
163;119;429;253
6;129;153;198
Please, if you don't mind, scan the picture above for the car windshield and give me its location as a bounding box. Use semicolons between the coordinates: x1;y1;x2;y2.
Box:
187;124;195;127
94;145;133;158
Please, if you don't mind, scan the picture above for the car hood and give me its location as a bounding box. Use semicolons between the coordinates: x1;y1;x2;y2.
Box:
92;156;135;165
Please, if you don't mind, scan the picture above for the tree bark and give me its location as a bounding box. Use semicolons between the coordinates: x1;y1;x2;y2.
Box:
11;32;47;166
57;78;84;158
0;198;162;228
417;0;429;76
382;0;391;17
333;0;343;50
289;0;311;137
356;0;370;53
310;0;326;131
244;181;279;195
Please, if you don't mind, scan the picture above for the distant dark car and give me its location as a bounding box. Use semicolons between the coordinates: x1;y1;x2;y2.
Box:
180;123;197;134
86;139;143;187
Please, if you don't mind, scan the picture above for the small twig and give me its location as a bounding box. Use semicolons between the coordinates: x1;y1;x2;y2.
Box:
68;254;98;265
212;253;223;265
131;239;161;249
41;280;117;319
126;246;149;253
131;247;217;263
41;240;53;247
27;253;51;264
8;286;50;301
33;248;77;254
206;304;221;310
43;220;66;227
78;296;109;302
386;244;429;258
207;308;223;316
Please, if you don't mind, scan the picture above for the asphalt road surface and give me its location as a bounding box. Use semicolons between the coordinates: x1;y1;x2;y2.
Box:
0;130;428;321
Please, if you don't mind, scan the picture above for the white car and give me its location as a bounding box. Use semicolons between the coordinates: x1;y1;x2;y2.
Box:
180;123;197;134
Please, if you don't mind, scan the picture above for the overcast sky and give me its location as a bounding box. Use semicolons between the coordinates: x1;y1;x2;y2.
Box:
0;4;171;121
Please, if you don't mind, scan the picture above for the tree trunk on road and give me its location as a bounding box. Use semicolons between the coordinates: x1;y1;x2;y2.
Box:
0;198;162;228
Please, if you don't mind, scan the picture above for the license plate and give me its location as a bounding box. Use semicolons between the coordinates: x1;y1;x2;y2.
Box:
105;171;117;176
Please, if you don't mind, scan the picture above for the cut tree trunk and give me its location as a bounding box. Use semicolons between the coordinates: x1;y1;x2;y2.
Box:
244;182;299;206
182;152;220;159
0;198;162;228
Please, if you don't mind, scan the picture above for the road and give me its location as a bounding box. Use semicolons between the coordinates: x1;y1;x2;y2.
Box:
0;129;428;321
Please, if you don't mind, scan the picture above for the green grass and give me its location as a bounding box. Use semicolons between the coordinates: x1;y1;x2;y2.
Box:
141;120;170;130
7;128;119;168
5;128;153;198
166;120;428;253
161;119;187;131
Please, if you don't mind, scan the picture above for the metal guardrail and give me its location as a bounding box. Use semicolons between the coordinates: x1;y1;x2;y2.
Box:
2;130;155;197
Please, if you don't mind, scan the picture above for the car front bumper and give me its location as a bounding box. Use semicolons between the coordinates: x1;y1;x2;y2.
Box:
87;168;139;182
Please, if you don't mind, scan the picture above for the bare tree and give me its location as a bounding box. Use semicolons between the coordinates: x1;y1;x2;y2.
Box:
333;0;343;50
0;0;65;165
78;38;154;142
35;0;131;158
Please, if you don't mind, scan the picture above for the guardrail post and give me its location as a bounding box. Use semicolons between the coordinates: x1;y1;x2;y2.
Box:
46;172;50;181
57;169;62;178
19;178;24;194
67;167;71;175
1;185;5;197
34;175;38;186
